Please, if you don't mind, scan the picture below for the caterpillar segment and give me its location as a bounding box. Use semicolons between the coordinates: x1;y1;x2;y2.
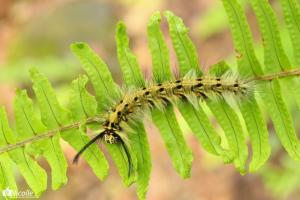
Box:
73;73;251;177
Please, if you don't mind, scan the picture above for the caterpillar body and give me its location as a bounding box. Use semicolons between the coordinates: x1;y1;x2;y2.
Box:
72;67;300;176
103;72;250;137
73;71;252;175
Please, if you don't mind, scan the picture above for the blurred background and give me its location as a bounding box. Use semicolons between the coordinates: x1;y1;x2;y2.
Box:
0;0;299;199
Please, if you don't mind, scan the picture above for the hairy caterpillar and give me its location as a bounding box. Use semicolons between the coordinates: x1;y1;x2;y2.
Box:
73;68;300;176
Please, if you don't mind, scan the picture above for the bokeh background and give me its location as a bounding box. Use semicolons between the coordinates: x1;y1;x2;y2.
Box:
0;0;299;199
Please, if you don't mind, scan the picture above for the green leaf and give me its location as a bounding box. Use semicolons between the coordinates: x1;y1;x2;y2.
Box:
164;10;202;76
152;106;193;178
250;0;300;110
69;75;97;120
14;89;47;142
250;0;291;72
165;12;232;163
30;68;109;187
0;110;15;147
206;99;248;173
148;12;172;82
127;123;151;200
251;0;300;162
177;102;233;163
68;75;109;180
221;0;270;172
260;81;300;161
0;107;47;196
70;42;119;113
207;62;247;173
221;0;263;76
30;68;71;128
116;21;151;199
279;0;300;65
14;89;68;189
0;154;17;192
148;11;193;178
116;21;145;87
279;0;300;109
238;99;270;172
30;68;110;185
105;143;137;186
9;148;47;197
30;68;69;189
71;43;134;186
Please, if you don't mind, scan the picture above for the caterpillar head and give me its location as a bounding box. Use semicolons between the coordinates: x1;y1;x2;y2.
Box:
73;128;133;178
103;131;121;144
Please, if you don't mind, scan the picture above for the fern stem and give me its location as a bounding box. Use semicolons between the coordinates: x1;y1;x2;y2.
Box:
0;117;100;154
248;68;300;82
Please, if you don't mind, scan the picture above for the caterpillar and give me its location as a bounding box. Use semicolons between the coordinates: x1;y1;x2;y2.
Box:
73;68;300;176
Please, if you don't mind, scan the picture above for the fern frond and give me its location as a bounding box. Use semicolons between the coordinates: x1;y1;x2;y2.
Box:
116;21;151;199
148;12;193;178
0;107;47;196
70;43;120;112
221;0;270;172
14;89;67;189
165;11;232;163
0;1;300;199
68;75;109;180
207;62;248;173
250;0;300;161
280;0;300;66
71;42;136;186
0;153;17;193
